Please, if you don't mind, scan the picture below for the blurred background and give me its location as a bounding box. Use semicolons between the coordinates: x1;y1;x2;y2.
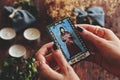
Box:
0;0;120;80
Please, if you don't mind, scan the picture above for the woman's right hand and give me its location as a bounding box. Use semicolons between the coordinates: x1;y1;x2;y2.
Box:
76;24;120;77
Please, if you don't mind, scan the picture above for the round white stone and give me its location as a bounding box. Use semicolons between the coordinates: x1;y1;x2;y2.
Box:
9;44;26;58
23;28;40;40
0;28;16;40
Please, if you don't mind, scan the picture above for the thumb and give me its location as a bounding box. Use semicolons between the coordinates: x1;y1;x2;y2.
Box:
37;54;63;80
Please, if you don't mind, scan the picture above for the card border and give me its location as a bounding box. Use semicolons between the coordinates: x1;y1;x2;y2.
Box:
47;17;90;65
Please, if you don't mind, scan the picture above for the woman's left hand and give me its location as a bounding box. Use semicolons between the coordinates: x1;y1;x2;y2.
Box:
36;42;80;80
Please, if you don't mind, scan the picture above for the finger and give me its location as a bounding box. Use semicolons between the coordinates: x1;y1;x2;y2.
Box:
103;29;120;41
77;26;107;46
52;44;69;71
76;24;119;41
37;54;63;79
36;42;54;57
76;24;105;37
45;54;58;70
76;24;98;33
35;42;63;79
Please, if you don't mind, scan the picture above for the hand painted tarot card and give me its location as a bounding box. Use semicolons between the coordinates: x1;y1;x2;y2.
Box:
47;18;90;65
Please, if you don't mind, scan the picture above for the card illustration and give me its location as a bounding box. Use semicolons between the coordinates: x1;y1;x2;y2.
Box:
47;18;90;65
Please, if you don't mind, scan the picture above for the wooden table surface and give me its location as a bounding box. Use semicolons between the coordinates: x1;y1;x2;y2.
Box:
0;0;120;80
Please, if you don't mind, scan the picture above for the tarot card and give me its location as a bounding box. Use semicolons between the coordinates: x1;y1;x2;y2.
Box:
47;17;90;65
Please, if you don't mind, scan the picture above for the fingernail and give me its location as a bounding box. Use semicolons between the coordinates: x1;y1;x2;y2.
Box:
77;27;83;32
53;44;58;50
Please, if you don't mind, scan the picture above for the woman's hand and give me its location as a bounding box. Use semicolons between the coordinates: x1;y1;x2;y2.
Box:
36;42;80;80
76;24;120;77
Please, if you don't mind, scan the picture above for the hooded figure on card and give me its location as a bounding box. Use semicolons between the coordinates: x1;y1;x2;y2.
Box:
3;6;36;32
60;27;81;58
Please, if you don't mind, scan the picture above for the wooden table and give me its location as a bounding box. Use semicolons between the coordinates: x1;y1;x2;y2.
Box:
0;0;120;80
